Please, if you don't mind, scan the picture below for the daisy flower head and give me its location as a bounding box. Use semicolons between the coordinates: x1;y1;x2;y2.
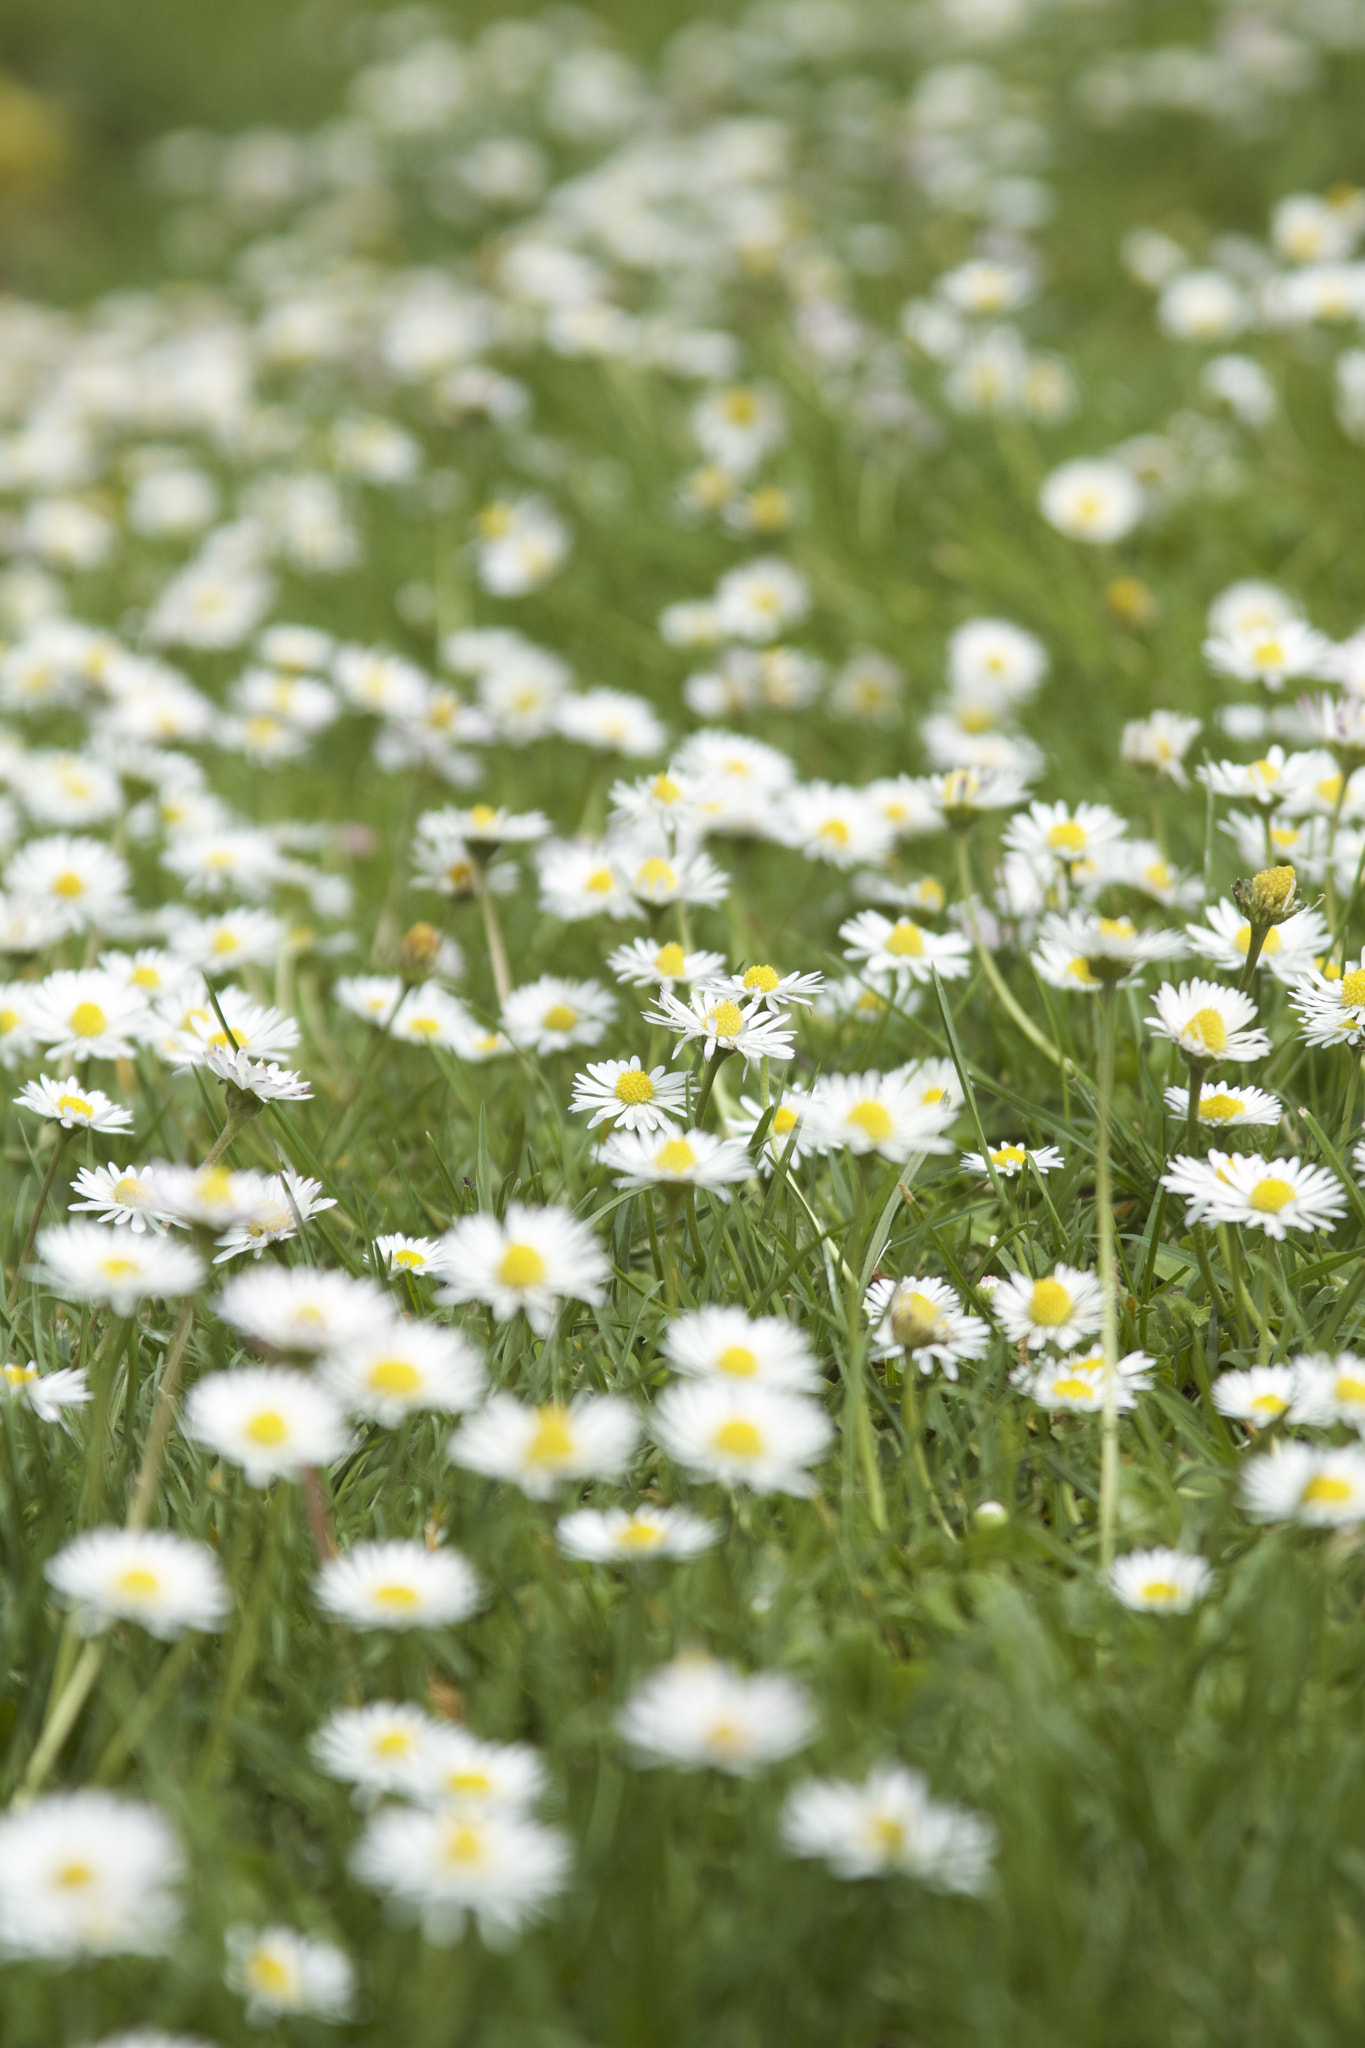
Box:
1;1358;90;1422
618;840;730;910
1035;911;1186;987
781;1763;996;1892
534;839;639;923
1109;1549;1213;1615
1204;617;1332;691
598;1122;754;1198
202;1044;312;1103
647;984;795;1068
569;1056;688;1133
35;1223;203;1314
144;1163;275;1233
69;1162;167;1232
181;1367;351;1486
653;1379;832;1495
1121;710;1202;787
1161;1151;1344;1239
780;782;897;869
617;1654;815;1775
213;1171;336;1263
321;1319;485;1427
314;1540;482;1632
713;556;809;643
28;970;149;1064
1038;457;1144;543
45;1527;230;1639
662;1306;820;1389
398;1724;548;1816
994;1264;1103;1352
472;493;570;597
1164;1077;1283;1130
961;1141;1064;1181
1147;978;1271;1064
948;617;1047;705
1212;1365;1297;1426
373;1233;444;1279
448;1391;640;1499
388;983;471;1051
605;935;727;991
0;1792;185;1960
162;986;300;1069
16;1073;133;1132
214;1266;391;1356
441;801;551;850
437;1202;608;1334
864;1276;990;1379
1003;800;1128;876
805;1069;954;1163
351;1802;572;1947
225;1924;355;2025
1016;1349;1154;1413
1294;956;1365;1048
713;962;825;1013
1241;1441;1365;1525
310;1700;440;1802
5;832;131;933
1289;1353;1365;1431
1186;897;1328;984
556;1505;721;1565
1197;749;1290;808
838;908;971;984
725;1086;812;1172
335;973;404;1027
501;974;616;1055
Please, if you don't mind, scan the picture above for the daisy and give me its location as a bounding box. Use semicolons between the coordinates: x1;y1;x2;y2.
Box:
961;1141;1064;1180
1163;1079;1282;1129
202;1046;312;1103
314;1540;482;1631
598;1123;754;1197
1003;800;1128;874
322;1320;485;1427
1120;710;1202;787
4;832;131;933
1109;1550;1213;1614
606;935;727;991
440;802;551;850
713;556;809;642
804;1070;954;1163
948;617;1047;703
1185;898;1329;983
864;1277;991;1378
501;975;616;1055
35;1223;203;1314
398;1725;547;1814
570;1057;689;1133
436;1202;608;1335
225;1925;354;2025
1290;1353;1365;1430
617;842;730;910
1;1359;90;1423
1038;458;1144;543
1161;1152;1345;1239
45;1527;230;1639
780;782;897;869
447;1392;639;1499
213;1173;335;1262
472;494;570;596
1198;749;1291;806
310;1702;440;1802
725;1087;813;1172
162;988;300;1068
645;986;795;1068
1034;912;1186;985
0;1792;185;1959
556;1505;721;1564
215;1267;391;1356
1211;1365;1297;1426
1146;978;1271;1063
653;1380;832;1494
351;1803;572;1946
335;973;404;1027
994;1265;1104;1352
1016;1350;1154;1413
145;1163;275;1234
16;1073;133;1132
1293;958;1365;1047
1241;1441;1365;1524
838;909;971;983
556;688;666;759
68;1163;168;1232
781;1763;996;1891
616;1654;815;1775
1204;618;1332;690
663;1307;820;1389
388;984;471;1050
373;1234;443;1278
181;1368;351;1486
25;971;147;1065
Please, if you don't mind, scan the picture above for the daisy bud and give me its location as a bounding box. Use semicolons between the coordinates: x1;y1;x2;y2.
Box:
1233;864;1298;926
399;921;443;976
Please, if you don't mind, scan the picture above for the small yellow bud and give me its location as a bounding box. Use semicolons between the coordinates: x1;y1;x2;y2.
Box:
1233;864;1298;926
399;922;442;976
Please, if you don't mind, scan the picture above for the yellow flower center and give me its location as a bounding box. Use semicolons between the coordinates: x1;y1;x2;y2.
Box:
469;804;498;830
1029;1279;1074;1327
635;856;677;893
195;1167;234;1206
617;1519;666;1551
244;1410;289;1446
771;1105;798;1134
55;1094;92;1119
70;1002;107;1038
373;1583;421;1609
991;1144;1028;1168
55;1861;95;1890
706;1001;744;1038
368;1359;422;1396
0;1008;17;1034
1066;957;1100;986
498;1242;547;1288
526;1406;576;1467
818;818;850;845
892;1290;947;1346
1140;1580;1180;1604
1235;924;1281;957
1250;756;1281;783
374;1730;414;1757
716;1345;758;1377
712;1418;763;1458
1182;1007;1228;1056
615;1069;655;1105
651;774;682;803
1249;1177;1295;1214
441;1820;486;1865
1046;820;1087;853
1198;1093;1244;1122
1341;969;1365;1007
115;1567;161;1597
446;1769;492;1795
655;1139;698;1174
887;920;924;957
392;1248;424;1269
542;1004;579;1032
586;868;614;894
846;1100;894;1142
743;964;780;993
654;942;686;977
1051;1374;1096;1401
406;1015;440;1036
1336;1377;1365;1404
98;1256;140;1279
1249;1393;1288;1416
52;870;85;898
1303;1475;1353;1506
871;1816;906;1855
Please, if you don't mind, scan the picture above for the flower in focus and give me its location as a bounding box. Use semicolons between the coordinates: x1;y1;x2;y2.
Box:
16;1073;133;1132
994;1265;1104;1352
1162;1152;1345;1238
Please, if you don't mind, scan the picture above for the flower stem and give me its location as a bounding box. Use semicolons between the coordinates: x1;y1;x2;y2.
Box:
20;1637;105;1800
473;861;512;1008
8;1125;73;1313
1096;981;1121;1573
126;1295;198;1530
692;1047;729;1130
953;833;1073;1076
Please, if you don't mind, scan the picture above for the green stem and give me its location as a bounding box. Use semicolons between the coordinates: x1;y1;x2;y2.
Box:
1096;982;1121;1573
20;1637;105;1799
473;860;512;1008
692;1047;730;1131
954;833;1072;1075
78;1316;131;1526
8;1125;73;1313
126;1295;198;1530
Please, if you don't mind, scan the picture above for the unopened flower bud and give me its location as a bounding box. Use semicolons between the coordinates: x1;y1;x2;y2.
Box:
1233;864;1298;926
399;921;442;977
890;1285;948;1351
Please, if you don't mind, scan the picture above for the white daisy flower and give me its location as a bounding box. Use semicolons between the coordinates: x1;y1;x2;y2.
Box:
1294;956;1365;1047
212;1171;336;1262
1109;1549;1212;1614
447;1392;639;1499
440;802;551;849
1162;1080;1283;1130
993;1265;1104;1352
616;1654;815;1775
373;1233;443;1278
0;1792;184;1959
1016;1350;1154;1413
1120;711;1202;787
181;1367;351;1486
201;1045;312;1102
45;1527;230;1639
1197;748;1291;806
16;1074;133;1132
1211;1365;1298;1426
569;1056;689;1133
617;842;730;909
4;832;131;933
1034;912;1187;985
161;987;300;1069
1;1359;90;1422
215;1267;391;1356
335;973;405;1027
653;1380;832;1495
645;986;795;1068
350;1803;571;1946
68;1162;168;1232
314;1540;482;1631
472;494;570;597
310;1701;439;1801
436;1202;608;1335
780;782;897;869
598;1122;755;1197
1289;1353;1365;1430
1146;978;1271;1063
398;1726;547;1813
1003;799;1129;873
1204;618;1332;690
863;1276;991;1378
321;1319;485;1427
781;1763;996;1891
713;556;809;642
605;935;727;991
556;1505;720;1564
709;962;825;1012
724;1087;813;1173
534;840;639;924
804;1070;954;1163
948;617;1047;703
35;1223;204;1314
225;1924;354;2024
1241;1441;1365;1524
501;974;616;1055
961;1141;1064;1180
662;1307;819;1389
1038;457;1144;543
1185;898;1329;984
838;909;971;984
387;983;471;1050
27;970;149;1064
1161;1152;1345;1239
